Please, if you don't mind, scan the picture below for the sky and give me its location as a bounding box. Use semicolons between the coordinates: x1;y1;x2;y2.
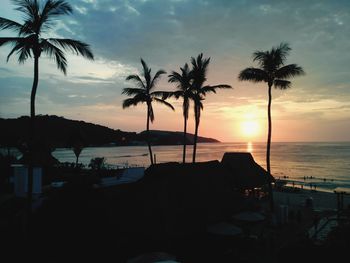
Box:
1;0;350;142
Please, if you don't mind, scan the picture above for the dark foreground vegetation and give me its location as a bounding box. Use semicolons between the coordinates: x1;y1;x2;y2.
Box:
1;160;349;263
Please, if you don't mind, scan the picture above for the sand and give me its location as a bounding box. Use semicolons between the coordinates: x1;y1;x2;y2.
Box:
274;188;350;211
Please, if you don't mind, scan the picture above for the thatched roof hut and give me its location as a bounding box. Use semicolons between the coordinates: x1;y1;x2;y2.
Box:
140;161;240;236
221;152;274;189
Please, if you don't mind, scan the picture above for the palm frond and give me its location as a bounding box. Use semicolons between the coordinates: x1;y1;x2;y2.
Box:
253;43;291;71
122;87;145;96
125;74;146;89
17;43;32;63
238;68;268;83
41;39;67;74
191;53;210;88
275;64;305;79
0;37;22;47
168;90;183;99
0;17;25;34
18;20;35;36
154;98;175;111
201;84;232;95
150;69;166;90
274;79;291;90
140;58;151;89
169;63;192;91
191;53;210;72
168;71;182;83
2;37;32;62
40;0;72;31
182;63;190;75
5;42;22;61
48;38;94;60
150;91;172;100
122;97;143;109
12;0;39;22
275;42;291;61
211;84;232;89
200;86;216;94
252;51;268;64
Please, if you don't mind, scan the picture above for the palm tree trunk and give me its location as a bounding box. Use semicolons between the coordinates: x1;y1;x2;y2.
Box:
146;104;154;165
183;117;187;163
267;83;274;211
192;105;199;163
28;56;39;210
27;55;39;231
192;122;199;163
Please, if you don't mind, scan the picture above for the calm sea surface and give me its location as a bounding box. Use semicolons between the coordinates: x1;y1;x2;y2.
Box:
51;142;350;192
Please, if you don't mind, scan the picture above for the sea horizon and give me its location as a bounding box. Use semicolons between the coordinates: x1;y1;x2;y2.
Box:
3;141;350;192
50;141;350;192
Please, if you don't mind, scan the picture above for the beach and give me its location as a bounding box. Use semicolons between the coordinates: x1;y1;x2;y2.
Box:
274;187;350;211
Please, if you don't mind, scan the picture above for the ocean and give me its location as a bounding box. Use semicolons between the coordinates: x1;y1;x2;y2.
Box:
3;142;350;192
51;142;350;192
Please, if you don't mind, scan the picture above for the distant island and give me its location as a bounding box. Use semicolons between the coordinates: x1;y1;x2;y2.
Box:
0;115;219;148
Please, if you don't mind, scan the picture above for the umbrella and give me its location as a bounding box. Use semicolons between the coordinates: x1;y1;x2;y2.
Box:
232;211;265;223
207;222;243;236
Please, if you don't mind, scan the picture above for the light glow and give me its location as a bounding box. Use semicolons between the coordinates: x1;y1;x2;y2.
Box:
241;120;260;138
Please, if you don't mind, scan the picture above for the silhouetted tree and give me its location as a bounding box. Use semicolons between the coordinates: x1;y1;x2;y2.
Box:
239;43;305;210
89;157;105;170
122;58;174;165
0;0;94;215
190;54;232;163
168;63;193;163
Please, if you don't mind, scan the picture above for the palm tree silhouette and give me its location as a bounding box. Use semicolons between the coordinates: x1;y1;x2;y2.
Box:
239;43;305;210
0;0;94;117
168;63;193;163
122;58;174;165
190;53;232;163
0;0;94;214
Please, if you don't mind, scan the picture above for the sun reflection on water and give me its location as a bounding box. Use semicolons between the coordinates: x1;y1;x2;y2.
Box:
247;142;253;152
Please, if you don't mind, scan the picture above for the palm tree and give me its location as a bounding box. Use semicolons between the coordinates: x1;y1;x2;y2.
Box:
190;53;232;163
168;63;192;163
0;0;94;214
122;58;174;165
238;43;305;211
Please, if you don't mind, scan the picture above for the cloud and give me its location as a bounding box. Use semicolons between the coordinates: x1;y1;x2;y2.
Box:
1;0;350;141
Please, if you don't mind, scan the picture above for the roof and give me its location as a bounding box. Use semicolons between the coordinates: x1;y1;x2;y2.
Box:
142;160;234;210
221;152;274;189
140;161;246;235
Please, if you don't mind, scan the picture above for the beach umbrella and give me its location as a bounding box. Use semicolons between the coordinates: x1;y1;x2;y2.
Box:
207;222;243;236
232;211;265;223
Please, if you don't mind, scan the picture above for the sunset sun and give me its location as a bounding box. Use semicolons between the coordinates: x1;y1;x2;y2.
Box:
241;120;260;138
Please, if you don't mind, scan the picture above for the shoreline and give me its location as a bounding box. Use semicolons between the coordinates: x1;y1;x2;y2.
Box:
274;186;350;210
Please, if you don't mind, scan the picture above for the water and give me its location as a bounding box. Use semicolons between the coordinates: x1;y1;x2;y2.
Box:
4;142;350;192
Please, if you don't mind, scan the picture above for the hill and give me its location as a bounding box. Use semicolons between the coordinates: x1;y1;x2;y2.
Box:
0;115;219;148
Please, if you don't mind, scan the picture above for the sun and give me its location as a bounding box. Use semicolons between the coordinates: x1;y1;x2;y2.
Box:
241;120;260;137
